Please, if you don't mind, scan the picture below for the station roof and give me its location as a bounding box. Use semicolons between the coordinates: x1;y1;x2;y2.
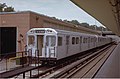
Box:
71;0;120;36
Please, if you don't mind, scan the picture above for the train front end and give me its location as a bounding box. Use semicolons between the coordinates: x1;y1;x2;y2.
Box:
26;28;57;63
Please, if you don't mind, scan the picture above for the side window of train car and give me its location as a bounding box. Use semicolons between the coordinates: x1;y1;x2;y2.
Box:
66;36;70;45
100;38;101;42
76;37;79;44
83;38;85;43
90;38;92;42
98;38;99;42
80;36;82;43
94;37;96;42
58;37;62;46
86;38;88;43
88;37;89;43
83;38;86;43
72;37;75;45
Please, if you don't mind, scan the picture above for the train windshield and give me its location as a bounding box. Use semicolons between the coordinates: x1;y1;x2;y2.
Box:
46;36;56;46
28;35;35;46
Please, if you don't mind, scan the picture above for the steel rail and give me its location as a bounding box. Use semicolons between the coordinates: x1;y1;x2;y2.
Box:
47;44;115;78
31;43;113;78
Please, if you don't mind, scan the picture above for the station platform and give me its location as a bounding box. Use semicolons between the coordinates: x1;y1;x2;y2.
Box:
95;43;120;78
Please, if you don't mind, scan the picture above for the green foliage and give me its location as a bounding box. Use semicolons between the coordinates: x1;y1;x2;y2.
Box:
69;20;80;25
4;6;14;12
0;3;15;12
63;19;108;31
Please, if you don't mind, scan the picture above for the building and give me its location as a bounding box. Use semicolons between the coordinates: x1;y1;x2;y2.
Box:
0;11;101;56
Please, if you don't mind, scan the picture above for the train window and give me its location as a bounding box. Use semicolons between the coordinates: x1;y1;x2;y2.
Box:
80;37;82;43
94;38;96;42
84;38;86;43
98;38;100;42
92;38;94;42
66;36;70;45
93;38;95;42
46;36;56;46
58;37;62;46
76;37;79;44
85;38;86;43
86;38;88;43
83;38;85;43
28;36;35;46
72;37;75;44
83;38;84;43
88;38;89;43
91;38;92;42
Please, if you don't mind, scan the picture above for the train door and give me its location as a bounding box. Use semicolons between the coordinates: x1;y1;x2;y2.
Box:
46;36;56;58
66;36;70;55
37;35;43;56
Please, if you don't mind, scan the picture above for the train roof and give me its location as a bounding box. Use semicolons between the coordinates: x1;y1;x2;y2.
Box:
27;28;97;36
27;28;56;35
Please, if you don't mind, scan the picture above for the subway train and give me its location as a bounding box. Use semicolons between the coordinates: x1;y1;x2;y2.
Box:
26;28;112;64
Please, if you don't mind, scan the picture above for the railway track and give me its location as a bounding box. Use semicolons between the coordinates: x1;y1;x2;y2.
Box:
46;44;116;78
0;43;115;78
28;43;116;78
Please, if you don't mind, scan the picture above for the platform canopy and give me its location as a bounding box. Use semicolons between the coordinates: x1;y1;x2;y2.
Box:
71;0;120;36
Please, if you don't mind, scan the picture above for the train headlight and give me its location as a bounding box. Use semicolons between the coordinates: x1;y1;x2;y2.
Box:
47;30;53;33
30;30;34;33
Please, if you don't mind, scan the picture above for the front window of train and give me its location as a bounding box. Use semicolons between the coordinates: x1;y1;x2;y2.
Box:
28;35;35;46
46;36;56;46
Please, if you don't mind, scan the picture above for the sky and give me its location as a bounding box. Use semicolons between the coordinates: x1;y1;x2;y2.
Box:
0;0;103;26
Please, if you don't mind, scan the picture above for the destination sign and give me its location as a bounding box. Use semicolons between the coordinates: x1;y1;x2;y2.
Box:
35;30;45;33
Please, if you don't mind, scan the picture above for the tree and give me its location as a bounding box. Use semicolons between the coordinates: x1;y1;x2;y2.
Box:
62;19;108;31
4;6;14;12
63;19;69;22
69;20;80;25
0;3;6;12
80;22;90;28
80;22;89;26
0;3;15;12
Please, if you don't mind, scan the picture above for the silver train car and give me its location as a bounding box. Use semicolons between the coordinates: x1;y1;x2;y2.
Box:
27;28;112;63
